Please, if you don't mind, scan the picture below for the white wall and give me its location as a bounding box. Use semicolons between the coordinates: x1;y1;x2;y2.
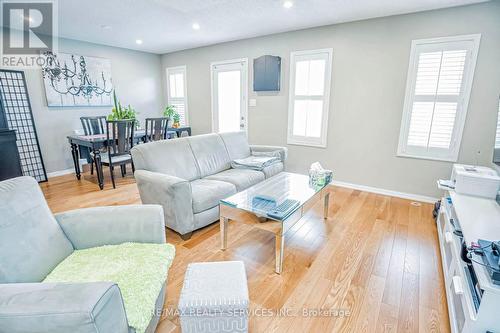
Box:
161;2;500;198
20;38;164;174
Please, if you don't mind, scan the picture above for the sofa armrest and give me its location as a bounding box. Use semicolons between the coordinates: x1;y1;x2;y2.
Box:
55;205;166;249
249;145;288;162
134;170;194;236
0;282;129;333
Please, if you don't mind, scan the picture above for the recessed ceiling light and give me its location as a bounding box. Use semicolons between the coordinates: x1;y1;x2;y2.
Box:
192;23;200;30
135;39;143;45
283;1;293;9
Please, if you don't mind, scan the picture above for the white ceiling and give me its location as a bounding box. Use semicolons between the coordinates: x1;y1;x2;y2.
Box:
58;0;487;54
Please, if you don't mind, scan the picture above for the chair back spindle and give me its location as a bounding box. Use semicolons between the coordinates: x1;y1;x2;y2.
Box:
80;116;107;135
145;117;170;142
106;120;135;157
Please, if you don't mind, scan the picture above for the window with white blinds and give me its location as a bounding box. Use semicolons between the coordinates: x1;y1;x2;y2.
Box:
397;35;480;162
287;48;333;147
166;66;188;126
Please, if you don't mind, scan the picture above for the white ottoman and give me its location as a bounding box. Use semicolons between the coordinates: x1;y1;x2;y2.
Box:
178;261;249;333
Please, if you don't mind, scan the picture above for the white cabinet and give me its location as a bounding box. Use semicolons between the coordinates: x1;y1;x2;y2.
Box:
437;192;500;333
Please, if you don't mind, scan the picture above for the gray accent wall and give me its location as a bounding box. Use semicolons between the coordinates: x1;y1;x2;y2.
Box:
161;2;500;198
19;38;164;174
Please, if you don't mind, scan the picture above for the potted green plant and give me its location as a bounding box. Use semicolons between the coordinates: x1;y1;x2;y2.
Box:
172;112;181;128
163;105;176;120
108;90;139;128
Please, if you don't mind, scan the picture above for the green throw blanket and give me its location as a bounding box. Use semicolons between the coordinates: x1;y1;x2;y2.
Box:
44;242;176;333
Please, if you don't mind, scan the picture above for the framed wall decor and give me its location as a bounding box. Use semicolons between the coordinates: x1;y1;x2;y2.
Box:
42;52;114;107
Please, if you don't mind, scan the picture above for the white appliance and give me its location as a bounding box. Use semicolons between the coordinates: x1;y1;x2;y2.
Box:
451;164;500;199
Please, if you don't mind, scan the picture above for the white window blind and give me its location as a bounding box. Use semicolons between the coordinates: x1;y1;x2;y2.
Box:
287;48;333;147
166;66;188;126
398;35;480;162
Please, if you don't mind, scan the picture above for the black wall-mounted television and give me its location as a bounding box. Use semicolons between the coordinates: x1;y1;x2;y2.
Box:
253;55;281;92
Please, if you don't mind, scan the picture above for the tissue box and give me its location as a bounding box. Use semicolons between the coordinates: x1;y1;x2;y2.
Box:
309;170;333;188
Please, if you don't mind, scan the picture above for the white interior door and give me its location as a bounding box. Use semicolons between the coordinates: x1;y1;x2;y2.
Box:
211;59;248;133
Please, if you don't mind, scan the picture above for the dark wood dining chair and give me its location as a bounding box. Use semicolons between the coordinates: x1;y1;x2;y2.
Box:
80;116;107;175
144;117;170;142
93;119;135;189
80;116;107;135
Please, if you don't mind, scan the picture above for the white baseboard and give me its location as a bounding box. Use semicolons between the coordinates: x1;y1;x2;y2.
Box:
48;159;91;178
45;168;438;203
330;180;438;204
47;168;74;178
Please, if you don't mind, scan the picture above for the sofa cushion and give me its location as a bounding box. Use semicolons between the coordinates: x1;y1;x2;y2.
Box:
190;179;236;213
0;176;74;283
262;162;284;179
188;133;231;177
43;242;176;333
131;138;199;181
142;283;166;333
193;206;220;229
219;131;251;160
205;168;265;191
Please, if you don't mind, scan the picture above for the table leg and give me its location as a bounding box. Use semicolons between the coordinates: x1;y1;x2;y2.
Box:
93;149;104;190
220;216;228;250
275;231;285;274
70;143;81;180
324;191;330;219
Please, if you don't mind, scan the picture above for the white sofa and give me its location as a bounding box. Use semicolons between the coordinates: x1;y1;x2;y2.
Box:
130;131;287;239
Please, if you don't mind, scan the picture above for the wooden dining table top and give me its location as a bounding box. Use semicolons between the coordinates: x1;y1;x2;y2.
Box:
67;126;191;144
67;129;146;142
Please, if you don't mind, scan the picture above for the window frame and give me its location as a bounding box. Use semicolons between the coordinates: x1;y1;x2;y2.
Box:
287;48;333;148
166;65;189;126
397;34;481;162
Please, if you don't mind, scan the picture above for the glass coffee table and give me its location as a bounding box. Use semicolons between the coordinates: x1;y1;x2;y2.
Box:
219;172;330;274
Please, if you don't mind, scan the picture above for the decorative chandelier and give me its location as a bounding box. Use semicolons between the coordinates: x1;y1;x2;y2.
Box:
41;51;113;99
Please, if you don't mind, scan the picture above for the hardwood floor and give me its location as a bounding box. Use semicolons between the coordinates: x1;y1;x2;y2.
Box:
40;170;450;333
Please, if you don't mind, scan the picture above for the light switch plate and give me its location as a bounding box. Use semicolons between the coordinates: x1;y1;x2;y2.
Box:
249;98;257;107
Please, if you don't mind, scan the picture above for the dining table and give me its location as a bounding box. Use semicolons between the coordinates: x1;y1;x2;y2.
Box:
67;126;191;189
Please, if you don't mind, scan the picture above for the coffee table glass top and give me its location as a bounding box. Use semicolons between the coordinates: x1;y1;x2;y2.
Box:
220;172;327;219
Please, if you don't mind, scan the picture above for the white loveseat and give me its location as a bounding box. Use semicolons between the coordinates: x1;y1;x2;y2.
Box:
130;131;287;239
